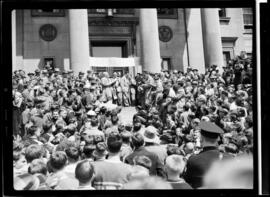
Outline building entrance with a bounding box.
[90,41,129,76]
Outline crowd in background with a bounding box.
[12,54,253,190]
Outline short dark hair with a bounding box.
[111,115,119,125]
[28,125,38,136]
[83,144,96,158]
[121,131,132,144]
[28,158,48,175]
[106,132,122,153]
[42,121,53,133]
[75,160,95,184]
[91,118,99,127]
[25,144,44,163]
[65,146,80,162]
[131,133,144,149]
[49,151,67,170]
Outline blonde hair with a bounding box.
[165,154,186,174]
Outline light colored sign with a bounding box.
[89,57,136,67]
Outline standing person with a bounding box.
[184,121,232,189]
[129,74,137,106]
[120,72,131,107]
[112,72,120,105]
[13,88,24,138]
[233,63,243,90]
[101,72,116,103]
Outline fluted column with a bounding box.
[139,9,161,73]
[201,8,224,71]
[12,10,17,71]
[68,9,90,74]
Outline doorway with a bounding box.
[90,41,129,76]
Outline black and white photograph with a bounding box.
[3,2,266,194]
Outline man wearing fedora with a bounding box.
[124,132,166,178]
[143,126,168,165]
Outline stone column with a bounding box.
[184,8,205,73]
[139,9,161,73]
[201,8,224,71]
[68,9,90,74]
[12,10,17,72]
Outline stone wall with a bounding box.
[17,10,70,73]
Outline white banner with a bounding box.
[89,57,136,67]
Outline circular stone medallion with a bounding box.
[39,24,57,42]
[159,26,173,42]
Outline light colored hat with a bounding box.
[87,110,96,116]
[197,95,207,102]
[83,84,91,90]
[201,116,210,122]
[143,126,160,144]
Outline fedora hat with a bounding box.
[143,126,160,144]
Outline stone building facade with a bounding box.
[12,8,253,75]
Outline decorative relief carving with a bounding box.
[159,26,173,42]
[39,24,57,42]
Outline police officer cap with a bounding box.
[35,69,40,73]
[79,71,84,75]
[199,121,224,136]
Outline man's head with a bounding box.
[48,151,67,172]
[106,132,122,154]
[25,144,44,163]
[75,160,95,184]
[28,125,41,138]
[165,154,186,177]
[90,117,99,127]
[65,146,80,163]
[28,158,48,176]
[131,133,145,149]
[199,121,224,147]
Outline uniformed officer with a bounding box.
[184,121,232,189]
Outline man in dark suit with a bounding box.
[184,121,232,189]
[124,133,166,178]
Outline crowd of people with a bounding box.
[12,55,253,190]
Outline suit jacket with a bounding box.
[124,147,166,178]
[184,146,232,189]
